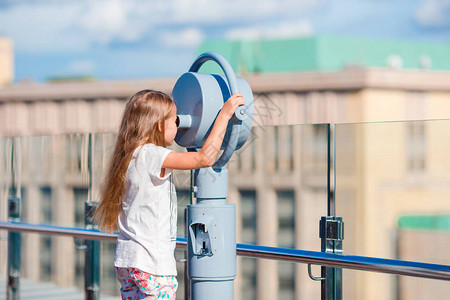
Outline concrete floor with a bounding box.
[0,276,120,300]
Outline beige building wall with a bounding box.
[398,230,450,300]
[1,68,450,299]
[0,37,13,86]
[335,89,450,299]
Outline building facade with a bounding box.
[0,37,13,86]
[1,68,450,299]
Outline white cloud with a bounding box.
[0,1,154,53]
[226,20,314,40]
[0,0,321,54]
[0,2,90,52]
[414,0,450,28]
[78,1,130,43]
[162,0,320,25]
[76,1,153,44]
[160,28,205,48]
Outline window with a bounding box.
[40,187,52,281]
[407,122,426,173]
[241,190,257,244]
[240,190,257,300]
[277,190,295,300]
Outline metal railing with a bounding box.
[1,221,450,282]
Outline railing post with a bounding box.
[85,201,100,300]
[320,216,344,300]
[7,196,21,300]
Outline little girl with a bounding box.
[95,89,245,299]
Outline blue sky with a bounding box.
[0,0,449,82]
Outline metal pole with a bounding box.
[320,216,344,300]
[321,124,343,300]
[84,134,100,300]
[7,138,21,300]
[186,172,193,300]
[85,201,100,300]
[7,196,21,300]
[187,167,236,300]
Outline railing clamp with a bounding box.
[319,216,344,300]
[8,196,20,222]
[319,216,344,242]
[8,274,19,289]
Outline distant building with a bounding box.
[198,35,450,74]
[1,36,450,300]
[0,37,13,86]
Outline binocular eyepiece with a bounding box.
[175,114,192,129]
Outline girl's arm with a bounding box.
[163,93,245,170]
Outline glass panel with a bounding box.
[239,190,257,300]
[0,133,192,298]
[100,240,121,297]
[231,124,330,249]
[0,122,331,299]
[4,134,93,228]
[278,261,295,300]
[173,184,191,300]
[229,123,330,300]
[335,119,450,300]
[0,137,12,222]
[92,133,117,204]
[0,137,12,277]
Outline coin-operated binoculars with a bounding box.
[173,51,254,299]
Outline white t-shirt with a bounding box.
[113,143,178,275]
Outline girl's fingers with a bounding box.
[236,97,245,106]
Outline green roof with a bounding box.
[197,36,450,75]
[398,215,450,232]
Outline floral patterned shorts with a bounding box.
[115,267,178,300]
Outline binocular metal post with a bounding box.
[173,51,254,300]
[187,167,236,299]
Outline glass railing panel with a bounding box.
[231,124,330,248]
[335,119,450,300]
[0,137,12,223]
[18,236,116,299]
[91,133,117,208]
[2,134,92,228]
[100,240,121,298]
[1,122,331,300]
[0,133,192,299]
[0,137,12,278]
[229,123,330,300]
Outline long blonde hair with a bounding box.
[95,90,174,233]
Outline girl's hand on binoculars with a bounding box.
[220,93,245,120]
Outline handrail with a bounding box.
[1,221,449,281]
[0,221,187,250]
[236,243,450,281]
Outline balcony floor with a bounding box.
[0,276,120,300]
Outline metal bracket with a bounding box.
[175,253,187,263]
[8,196,20,222]
[74,238,87,250]
[308,264,325,281]
[8,274,19,289]
[319,217,344,242]
[319,216,344,300]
